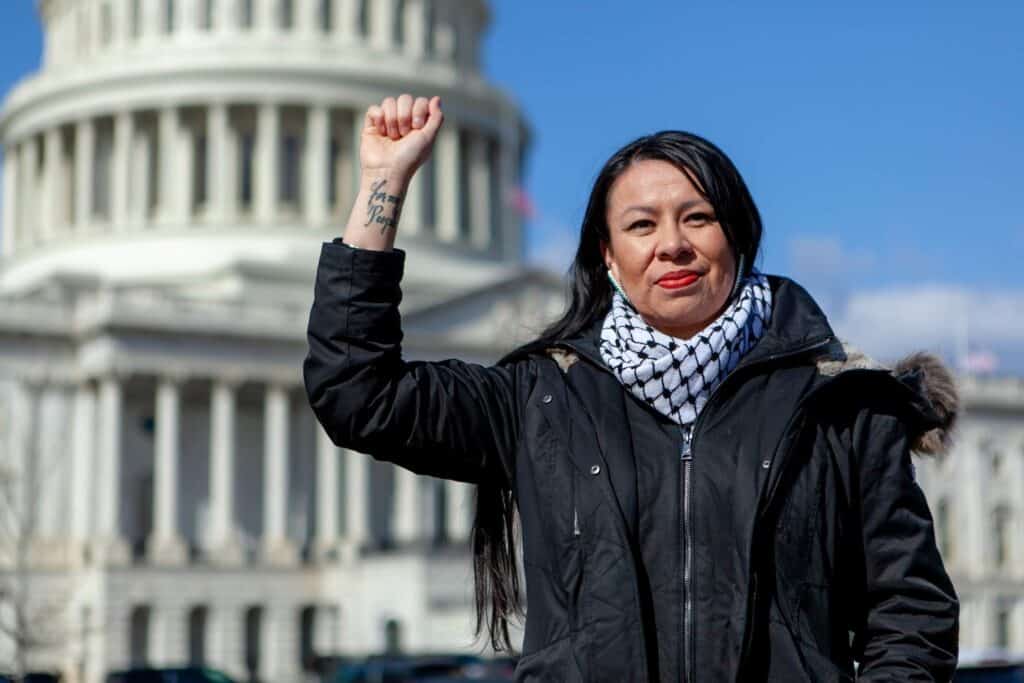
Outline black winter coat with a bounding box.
[304,241,960,682]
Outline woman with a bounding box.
[304,94,959,682]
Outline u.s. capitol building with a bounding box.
[0,1,564,681]
[0,1,1021,681]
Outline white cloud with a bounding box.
[787,235,1024,374]
[827,284,1024,374]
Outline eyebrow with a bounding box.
[619,198,710,219]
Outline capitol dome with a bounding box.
[0,3,561,682]
[1,0,528,294]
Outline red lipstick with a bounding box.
[657,270,701,290]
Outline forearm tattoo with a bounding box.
[365,178,404,235]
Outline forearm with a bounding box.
[341,169,411,252]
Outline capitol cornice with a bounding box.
[0,46,526,141]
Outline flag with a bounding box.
[962,349,999,374]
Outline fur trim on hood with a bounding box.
[817,340,959,457]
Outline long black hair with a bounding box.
[472,130,765,652]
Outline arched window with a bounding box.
[992,505,1012,569]
[299,605,317,671]
[201,0,215,30]
[356,0,369,37]
[384,618,402,655]
[188,605,208,665]
[240,0,254,29]
[165,0,176,34]
[129,605,151,667]
[244,606,264,679]
[280,0,295,29]
[393,0,406,46]
[320,0,333,32]
[995,602,1012,649]
[131,0,142,38]
[936,499,954,563]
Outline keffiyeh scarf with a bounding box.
[599,272,774,427]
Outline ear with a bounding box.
[599,239,616,275]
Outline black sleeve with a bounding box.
[849,408,959,681]
[303,240,525,485]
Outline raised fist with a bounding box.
[361,94,444,179]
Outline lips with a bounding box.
[657,270,701,289]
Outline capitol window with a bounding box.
[320,0,333,32]
[201,0,215,31]
[280,0,295,30]
[936,499,954,563]
[129,605,152,667]
[393,0,406,46]
[188,605,209,664]
[165,0,176,34]
[240,0,254,29]
[992,505,1012,569]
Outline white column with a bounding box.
[141,0,164,41]
[432,8,456,61]
[391,466,419,545]
[149,376,188,565]
[445,480,473,543]
[298,0,321,35]
[6,381,33,539]
[68,381,96,564]
[3,145,18,256]
[158,106,181,224]
[177,115,195,220]
[178,0,200,36]
[207,378,243,564]
[17,140,36,246]
[210,103,239,223]
[216,0,237,35]
[42,128,63,241]
[304,104,329,227]
[336,0,359,41]
[112,111,134,229]
[253,0,274,34]
[962,439,988,580]
[95,375,129,564]
[434,117,459,242]
[110,0,128,47]
[74,120,95,233]
[342,448,367,550]
[129,126,153,225]
[314,427,340,560]
[255,103,279,224]
[402,0,426,58]
[369,0,395,50]
[262,384,297,564]
[468,131,491,249]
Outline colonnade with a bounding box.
[7,373,476,569]
[43,0,478,71]
[2,100,505,257]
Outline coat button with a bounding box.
[761,459,771,469]
[590,464,601,475]
[541,394,552,404]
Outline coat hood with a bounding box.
[815,339,960,457]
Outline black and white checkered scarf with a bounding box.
[599,272,773,426]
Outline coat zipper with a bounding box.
[573,506,581,536]
[680,422,695,683]
[676,335,833,683]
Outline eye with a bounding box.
[626,219,655,231]
[685,212,715,225]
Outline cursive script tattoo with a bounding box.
[364,178,404,235]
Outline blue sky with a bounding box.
[1,1,1022,372]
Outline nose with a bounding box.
[656,224,693,261]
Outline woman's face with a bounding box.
[601,159,737,340]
